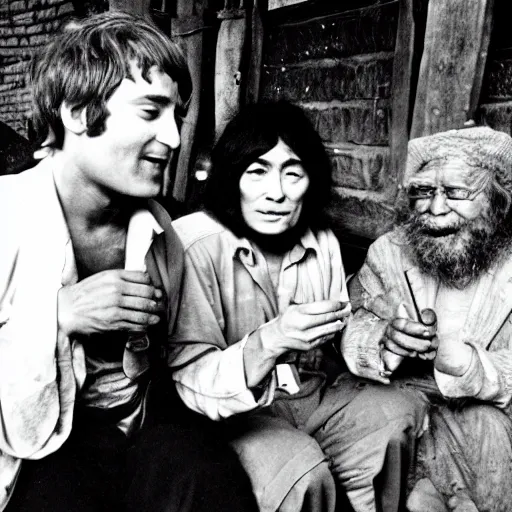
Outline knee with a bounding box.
[280,462,336,512]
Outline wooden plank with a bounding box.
[170,17,204,201]
[246,0,267,104]
[214,7,247,139]
[109,0,151,16]
[169,0,211,201]
[410,0,494,138]
[389,0,415,197]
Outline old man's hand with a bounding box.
[57,270,164,337]
[434,337,474,376]
[381,308,438,369]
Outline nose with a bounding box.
[155,109,180,149]
[428,190,451,216]
[265,171,285,202]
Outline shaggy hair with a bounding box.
[29,11,192,148]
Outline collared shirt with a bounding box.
[170,211,348,421]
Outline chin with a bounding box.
[255,225,290,235]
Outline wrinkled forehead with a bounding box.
[406,157,487,188]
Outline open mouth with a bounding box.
[422,227,460,237]
[142,155,169,167]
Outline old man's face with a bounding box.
[404,158,506,287]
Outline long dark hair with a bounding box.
[204,101,332,238]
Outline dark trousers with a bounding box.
[6,373,258,512]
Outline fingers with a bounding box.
[296,300,347,315]
[93,270,162,300]
[385,324,434,352]
[292,300,350,329]
[108,307,161,327]
[305,319,345,344]
[119,295,163,314]
[391,317,436,338]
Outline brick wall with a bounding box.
[0,0,77,137]
[260,1,399,241]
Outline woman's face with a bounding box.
[239,138,310,235]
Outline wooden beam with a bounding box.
[215,3,247,139]
[246,0,267,104]
[411,0,494,138]
[169,0,213,201]
[109,0,151,16]
[390,0,416,197]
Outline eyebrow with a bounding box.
[253,157,303,168]
[133,93,188,119]
[136,94,173,106]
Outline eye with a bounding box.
[444,187,470,200]
[407,185,436,199]
[285,169,305,179]
[140,107,160,120]
[244,166,267,177]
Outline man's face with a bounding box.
[239,138,310,236]
[409,158,489,241]
[404,159,501,286]
[76,63,181,198]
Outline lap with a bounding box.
[226,412,327,511]
[417,403,512,512]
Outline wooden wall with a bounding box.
[260,0,405,243]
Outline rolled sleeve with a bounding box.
[434,343,505,406]
[173,336,276,420]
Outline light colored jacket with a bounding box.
[0,158,183,510]
[170,211,348,420]
[342,228,512,408]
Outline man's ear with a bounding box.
[60,102,88,135]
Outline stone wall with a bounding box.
[260,1,399,242]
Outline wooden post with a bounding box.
[246,0,267,105]
[215,1,247,139]
[109,0,151,16]
[390,0,416,196]
[169,0,213,202]
[410,0,494,138]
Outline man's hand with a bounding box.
[381,308,438,372]
[259,300,351,359]
[434,337,474,376]
[57,270,163,337]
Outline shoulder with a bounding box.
[172,211,231,251]
[364,227,416,272]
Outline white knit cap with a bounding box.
[404,127,512,191]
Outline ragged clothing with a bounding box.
[342,227,512,511]
[342,227,512,406]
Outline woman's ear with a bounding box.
[60,102,87,135]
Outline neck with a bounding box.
[248,225,303,256]
[52,152,141,230]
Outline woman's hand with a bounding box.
[243,300,350,389]
[259,299,351,359]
